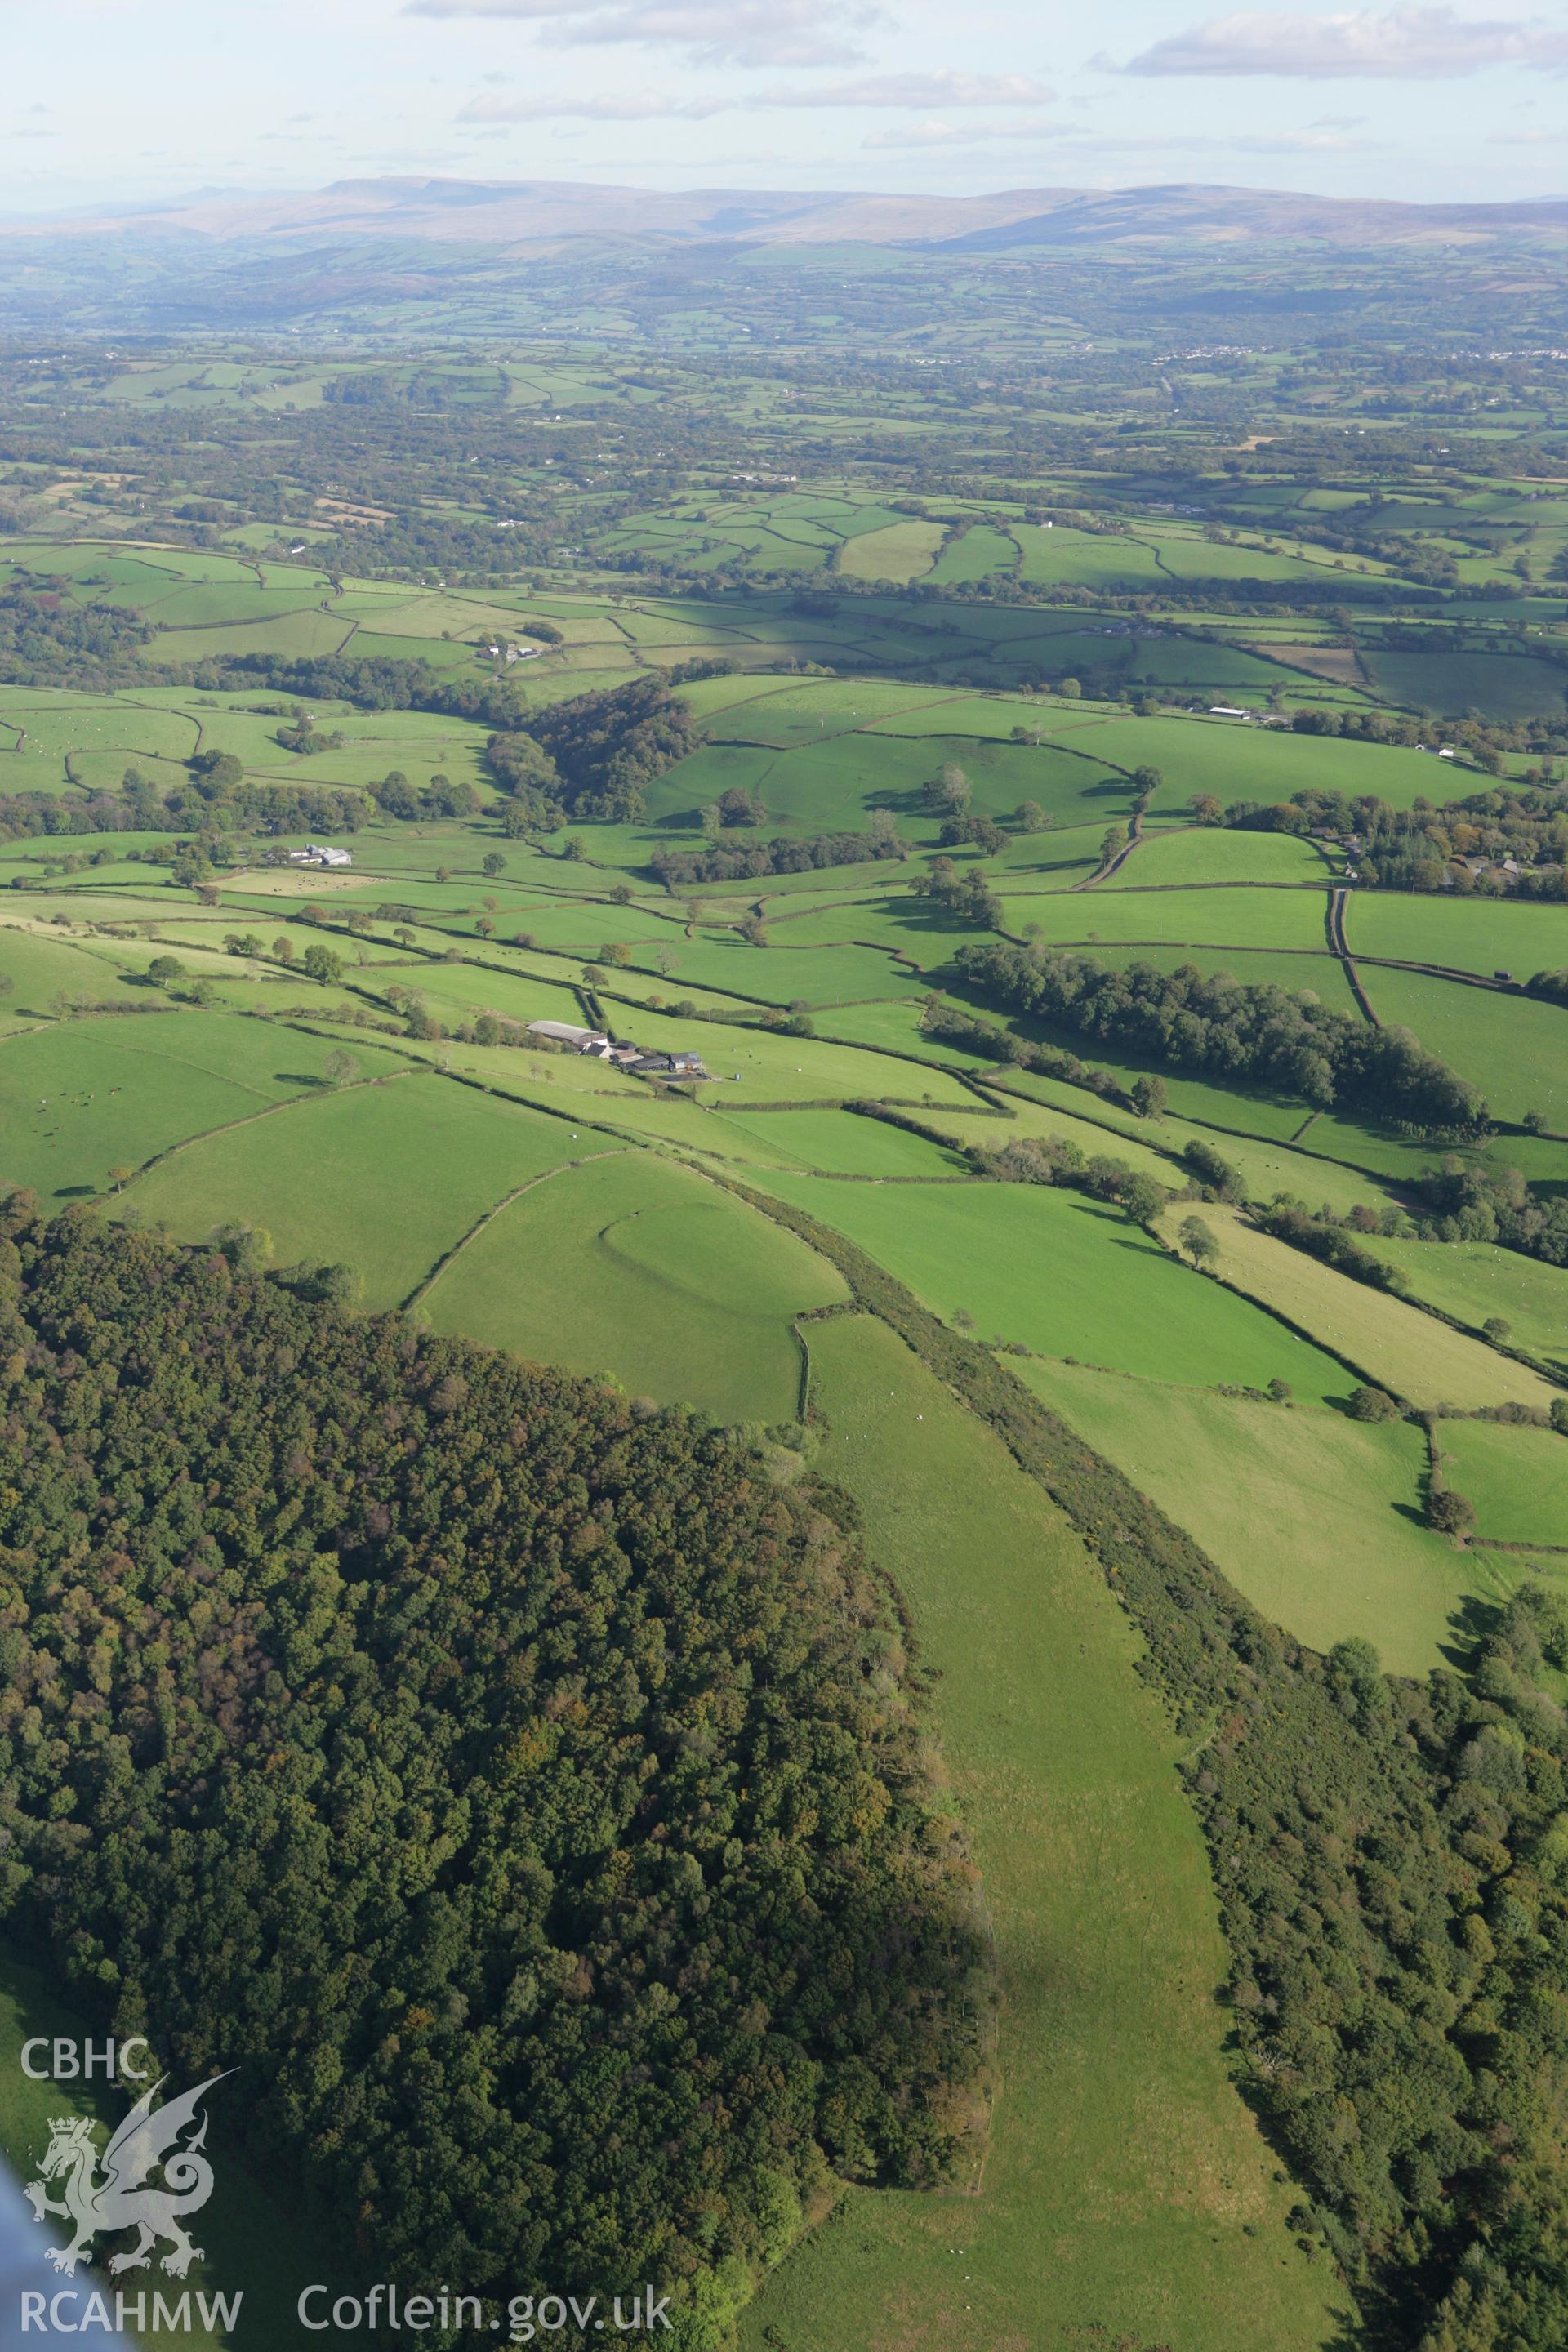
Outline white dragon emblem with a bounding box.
[23,2073,233,2279]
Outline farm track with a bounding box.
[1328,886,1380,1026]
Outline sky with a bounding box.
[4,0,1567,215]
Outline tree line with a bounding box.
[954,942,1487,1135]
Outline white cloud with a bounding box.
[460,67,1055,121]
[861,115,1061,148]
[459,88,727,117]
[1113,7,1568,79]
[766,70,1054,107]
[407,0,881,69]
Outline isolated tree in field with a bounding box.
[1428,1487,1477,1539]
[323,1049,358,1089]
[1131,1074,1167,1119]
[146,955,185,986]
[273,937,296,965]
[1350,1384,1400,1423]
[1178,1215,1218,1270]
[563,836,586,862]
[1013,800,1046,833]
[1119,1174,1168,1224]
[476,917,496,939]
[107,1165,133,1194]
[301,943,342,985]
[482,852,505,878]
[1482,1316,1512,1345]
[609,883,633,905]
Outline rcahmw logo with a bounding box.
[18,2044,241,2334]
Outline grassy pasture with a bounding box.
[1357,965,1568,1128]
[1013,522,1165,587]
[813,996,992,1066]
[996,1054,1311,1145]
[423,1149,844,1422]
[0,926,158,1023]
[1002,883,1331,952]
[1361,1236,1568,1374]
[756,1173,1348,1396]
[1120,828,1334,886]
[653,726,1126,841]
[990,1077,1388,1213]
[1348,891,1568,979]
[119,1071,580,1307]
[1058,716,1466,814]
[835,519,946,581]
[1433,1419,1568,1547]
[1014,1358,1549,1677]
[0,1011,403,1198]
[929,523,1018,584]
[1365,647,1568,720]
[740,1315,1344,2352]
[914,1090,1178,1187]
[699,1105,965,1176]
[639,938,911,1005]
[1165,1205,1558,1411]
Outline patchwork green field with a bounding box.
[4,432,1568,2352]
[1434,1417,1568,1547]
[740,1316,1343,2352]
[421,1148,844,1421]
[758,1173,1352,1397]
[118,1070,584,1307]
[1013,1356,1560,1676]
[1362,1235,1568,1374]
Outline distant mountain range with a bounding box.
[9,176,1568,252]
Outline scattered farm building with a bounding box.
[523,1020,708,1080]
[287,843,353,868]
[527,1020,611,1054]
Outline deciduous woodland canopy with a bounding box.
[0,1207,985,2342]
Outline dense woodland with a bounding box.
[519,678,703,825]
[0,579,152,688]
[0,1206,986,2346]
